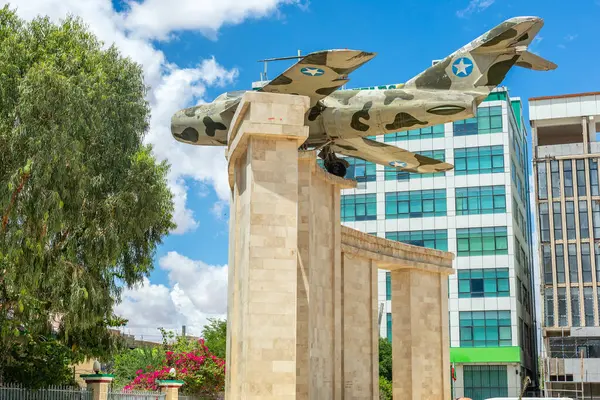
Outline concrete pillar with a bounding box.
[531,121,538,158]
[582,116,589,153]
[224,91,310,400]
[341,253,380,400]
[81,374,113,400]
[296,152,356,400]
[506,365,520,397]
[588,116,596,142]
[453,364,465,398]
[391,270,451,400]
[158,380,184,400]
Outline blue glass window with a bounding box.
[463,365,508,400]
[385,189,447,219]
[457,268,510,298]
[386,272,391,300]
[459,310,512,347]
[341,194,377,222]
[454,106,503,136]
[346,158,376,182]
[384,124,445,142]
[455,186,506,215]
[386,313,392,342]
[386,230,448,251]
[454,145,504,175]
[456,227,508,256]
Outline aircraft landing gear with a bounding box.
[320,146,349,178]
[326,159,347,177]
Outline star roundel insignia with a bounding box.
[452,57,474,78]
[389,161,408,168]
[300,67,325,77]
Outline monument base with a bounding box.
[224,91,454,400]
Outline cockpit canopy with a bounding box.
[214,90,247,102]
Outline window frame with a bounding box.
[457,268,510,298]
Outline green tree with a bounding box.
[379,376,393,400]
[201,318,227,359]
[3,337,77,388]
[379,337,392,382]
[111,345,166,389]
[0,6,175,383]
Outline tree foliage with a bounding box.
[378,337,392,382]
[0,6,175,382]
[379,376,393,400]
[2,337,78,388]
[112,345,166,389]
[201,318,227,359]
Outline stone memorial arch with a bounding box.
[223,91,454,399]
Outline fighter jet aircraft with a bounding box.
[171,16,556,178]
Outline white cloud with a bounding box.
[9,0,293,234]
[211,200,229,221]
[565,33,578,42]
[558,33,578,49]
[121,0,299,41]
[115,251,228,340]
[456,0,495,18]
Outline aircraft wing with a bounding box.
[258,49,376,106]
[516,50,557,71]
[329,137,454,173]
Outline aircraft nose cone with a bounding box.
[171,109,199,143]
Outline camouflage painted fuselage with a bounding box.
[305,87,483,146]
[170,86,483,148]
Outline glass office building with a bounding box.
[337,87,537,399]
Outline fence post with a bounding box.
[157,380,184,400]
[81,374,114,400]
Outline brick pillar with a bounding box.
[296,152,356,400]
[391,270,451,400]
[81,374,113,400]
[339,253,380,400]
[225,91,309,400]
[158,380,184,400]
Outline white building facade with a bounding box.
[336,87,538,399]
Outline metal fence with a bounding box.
[107,389,165,400]
[0,383,92,400]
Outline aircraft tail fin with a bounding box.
[404,17,556,97]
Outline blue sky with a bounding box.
[152,0,600,276]
[14,0,600,338]
[146,1,600,338]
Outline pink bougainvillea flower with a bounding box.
[125,342,225,396]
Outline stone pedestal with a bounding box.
[225,91,310,400]
[81,374,113,400]
[224,91,454,400]
[158,380,184,400]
